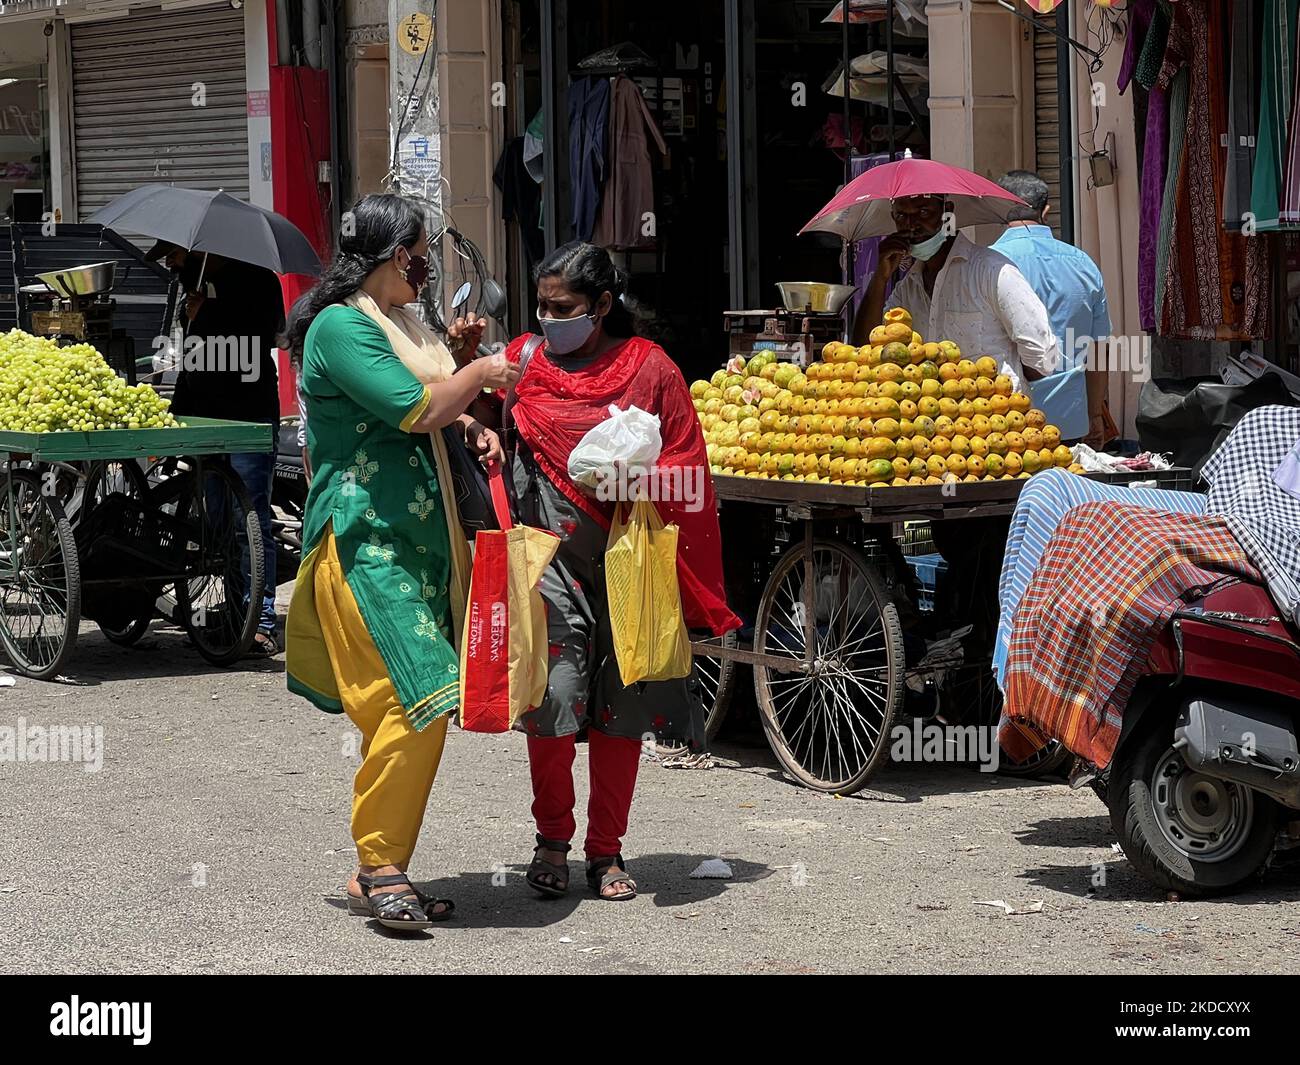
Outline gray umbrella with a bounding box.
[88,184,322,276]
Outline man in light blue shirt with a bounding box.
[993,170,1113,446]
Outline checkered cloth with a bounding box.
[1201,405,1300,627]
[992,469,1208,690]
[998,502,1259,768]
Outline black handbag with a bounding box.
[443,334,543,535]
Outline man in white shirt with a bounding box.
[851,196,1060,703]
[851,194,1060,391]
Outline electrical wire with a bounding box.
[1073,5,1122,160]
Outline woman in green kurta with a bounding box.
[284,194,519,930]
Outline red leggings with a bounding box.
[527,730,641,859]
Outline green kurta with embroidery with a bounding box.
[291,303,459,729]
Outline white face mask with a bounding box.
[908,228,950,262]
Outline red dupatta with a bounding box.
[505,333,740,637]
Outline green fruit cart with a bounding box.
[0,417,275,680]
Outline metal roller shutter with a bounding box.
[1033,15,1062,238]
[71,5,249,221]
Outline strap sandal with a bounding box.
[356,872,434,931]
[586,854,636,901]
[347,879,455,921]
[526,834,571,897]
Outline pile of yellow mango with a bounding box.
[690,307,1084,486]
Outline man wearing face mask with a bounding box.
[851,195,1060,391]
[152,242,286,655]
[852,197,1059,701]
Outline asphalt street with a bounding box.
[4,605,1300,975]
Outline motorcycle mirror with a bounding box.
[481,278,508,320]
[451,281,472,310]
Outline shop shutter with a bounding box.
[1033,15,1062,238]
[70,4,249,221]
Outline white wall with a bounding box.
[244,0,272,208]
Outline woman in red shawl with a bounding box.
[501,242,739,901]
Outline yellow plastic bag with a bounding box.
[605,497,692,686]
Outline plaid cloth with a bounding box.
[998,502,1259,768]
[992,469,1208,690]
[1201,405,1300,626]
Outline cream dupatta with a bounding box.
[343,291,473,642]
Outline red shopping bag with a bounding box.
[458,464,559,733]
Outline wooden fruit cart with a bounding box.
[0,417,274,679]
[691,469,1194,794]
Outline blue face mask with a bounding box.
[538,309,596,354]
[908,227,950,263]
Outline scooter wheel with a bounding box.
[1108,718,1277,896]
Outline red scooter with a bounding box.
[1098,576,1300,895]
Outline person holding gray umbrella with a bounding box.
[90,184,326,657]
[150,242,285,656]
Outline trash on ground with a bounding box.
[975,899,1044,916]
[690,858,733,879]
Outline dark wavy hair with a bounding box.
[532,241,648,339]
[283,193,425,361]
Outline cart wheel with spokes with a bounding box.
[0,469,81,680]
[692,628,740,742]
[753,538,904,794]
[163,460,264,666]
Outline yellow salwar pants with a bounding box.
[314,528,447,868]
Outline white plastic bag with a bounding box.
[567,404,662,488]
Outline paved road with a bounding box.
[4,613,1300,974]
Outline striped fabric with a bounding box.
[998,502,1259,768]
[992,469,1208,689]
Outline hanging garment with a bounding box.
[1157,0,1269,340]
[1250,0,1300,230]
[569,76,611,242]
[1153,67,1186,335]
[1223,0,1263,230]
[1118,0,1170,331]
[593,75,667,251]
[494,137,545,266]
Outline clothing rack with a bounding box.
[567,60,667,317]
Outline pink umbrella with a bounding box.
[799,151,1029,243]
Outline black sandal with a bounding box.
[354,873,435,931]
[526,834,571,897]
[586,854,636,901]
[347,879,454,921]
[247,631,278,658]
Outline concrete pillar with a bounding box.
[434,0,506,337]
[926,0,1028,179]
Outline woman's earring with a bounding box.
[397,262,410,282]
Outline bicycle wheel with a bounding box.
[0,470,80,679]
[170,460,264,666]
[753,539,904,794]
